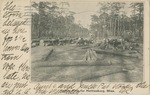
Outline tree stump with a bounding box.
[40,40,45,46]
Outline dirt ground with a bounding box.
[31,45,143,82]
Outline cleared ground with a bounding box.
[31,45,143,82]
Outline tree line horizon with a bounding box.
[31,2,143,41]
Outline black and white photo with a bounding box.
[31,1,144,82]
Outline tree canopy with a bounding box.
[90,2,143,41]
[31,2,143,42]
[31,1,89,39]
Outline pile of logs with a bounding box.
[83,48,97,62]
[94,38,139,51]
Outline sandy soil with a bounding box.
[31,45,143,82]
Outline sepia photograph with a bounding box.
[31,1,143,82]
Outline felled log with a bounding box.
[93,49,139,58]
[43,49,54,61]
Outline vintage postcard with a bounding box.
[0,0,149,95]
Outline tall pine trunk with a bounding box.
[114,18,116,36]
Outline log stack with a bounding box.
[83,48,97,62]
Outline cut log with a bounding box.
[43,49,54,61]
[94,49,139,58]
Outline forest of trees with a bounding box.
[31,2,89,39]
[31,2,143,42]
[90,2,143,41]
